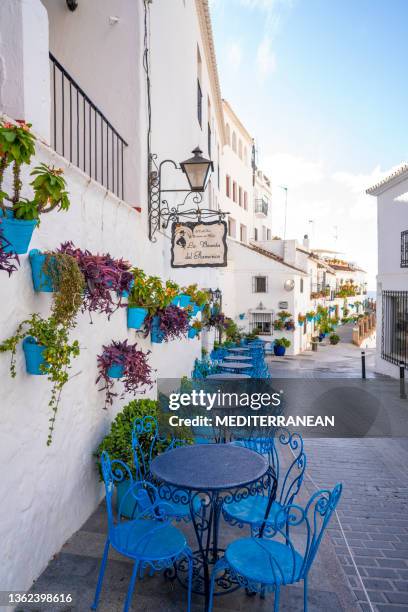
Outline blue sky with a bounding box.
[210,0,408,288]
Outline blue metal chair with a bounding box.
[210,484,342,612]
[91,452,193,612]
[132,415,201,522]
[223,430,306,535]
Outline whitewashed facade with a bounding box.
[367,165,408,378]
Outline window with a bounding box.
[228,217,236,238]
[250,313,271,335]
[238,186,242,207]
[197,79,202,127]
[244,147,248,165]
[252,276,267,292]
[254,228,258,241]
[238,139,243,159]
[267,229,271,240]
[300,278,304,293]
[233,181,237,202]
[226,175,231,198]
[217,145,220,189]
[232,131,237,153]
[240,224,247,243]
[244,191,248,210]
[226,123,231,145]
[402,231,408,268]
[207,122,211,157]
[382,291,408,367]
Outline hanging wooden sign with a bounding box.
[171,221,228,268]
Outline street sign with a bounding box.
[171,221,228,268]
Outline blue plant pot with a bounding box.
[188,327,198,339]
[117,278,134,298]
[29,249,56,292]
[0,210,37,254]
[151,316,164,344]
[298,321,304,326]
[107,363,125,378]
[178,294,192,308]
[127,306,148,330]
[319,333,325,341]
[273,345,286,357]
[191,303,202,317]
[239,314,245,320]
[23,336,49,375]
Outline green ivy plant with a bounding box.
[42,252,85,326]
[0,314,80,445]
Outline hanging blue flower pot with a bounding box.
[188,327,198,339]
[239,313,245,320]
[191,303,201,317]
[29,249,56,292]
[117,278,134,298]
[127,306,148,330]
[22,336,49,375]
[151,315,164,344]
[0,210,37,254]
[178,294,191,308]
[107,362,125,378]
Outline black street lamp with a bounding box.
[180,147,213,192]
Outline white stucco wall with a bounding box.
[0,139,202,592]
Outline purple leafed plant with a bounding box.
[151,305,190,342]
[96,339,154,408]
[0,224,20,276]
[205,312,226,329]
[59,242,133,319]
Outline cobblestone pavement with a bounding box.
[268,324,408,611]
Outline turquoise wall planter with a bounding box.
[151,316,164,344]
[107,363,125,378]
[127,306,148,329]
[188,327,198,339]
[0,211,37,254]
[117,278,134,298]
[178,294,191,308]
[239,313,245,320]
[29,249,56,292]
[23,336,48,375]
[191,303,202,317]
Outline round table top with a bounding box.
[228,347,250,353]
[219,362,252,370]
[150,444,268,491]
[224,355,253,362]
[206,373,251,380]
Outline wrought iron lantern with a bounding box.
[180,147,213,192]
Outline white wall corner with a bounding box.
[0,0,50,142]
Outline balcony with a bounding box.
[254,198,268,217]
[311,284,330,299]
[49,53,127,200]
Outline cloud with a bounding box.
[256,37,276,78]
[226,41,243,71]
[332,166,386,194]
[262,153,324,188]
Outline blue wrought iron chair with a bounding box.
[223,430,306,535]
[132,415,201,522]
[209,484,342,612]
[91,451,193,612]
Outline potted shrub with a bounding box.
[298,314,306,326]
[277,310,292,321]
[306,310,315,322]
[0,121,71,253]
[96,339,153,409]
[284,319,295,331]
[94,399,193,517]
[329,333,340,345]
[273,337,291,357]
[0,313,80,445]
[273,319,283,330]
[127,269,178,330]
[181,284,209,315]
[188,320,202,339]
[58,242,133,320]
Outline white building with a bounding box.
[367,164,408,378]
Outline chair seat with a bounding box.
[223,495,283,527]
[112,519,187,561]
[225,537,303,585]
[167,495,203,519]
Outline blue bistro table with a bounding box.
[150,444,273,609]
[206,373,251,380]
[223,355,253,362]
[228,347,250,353]
[219,362,252,372]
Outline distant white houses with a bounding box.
[367,164,408,377]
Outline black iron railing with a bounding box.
[49,52,127,200]
[382,290,408,368]
[401,230,408,268]
[254,198,268,216]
